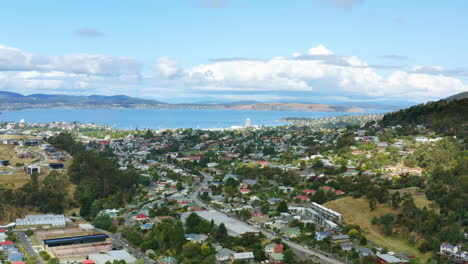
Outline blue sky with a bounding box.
[0,0,467,104]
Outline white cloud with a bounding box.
[155,57,182,79]
[0,44,466,102]
[156,45,467,101]
[0,45,142,75]
[308,44,334,55]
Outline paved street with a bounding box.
[17,231,44,264]
[0,147,48,175]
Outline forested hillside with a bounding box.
[381,98,468,139]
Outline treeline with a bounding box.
[48,132,141,218]
[0,171,71,221]
[381,98,468,139]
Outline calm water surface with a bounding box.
[0,108,387,130]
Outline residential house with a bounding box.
[216,248,236,263]
[302,189,316,196]
[184,234,208,243]
[340,242,354,251]
[295,195,311,202]
[331,234,350,244]
[239,189,251,195]
[315,231,330,241]
[230,252,255,263]
[242,179,258,188]
[157,256,178,264]
[440,243,468,262]
[357,248,374,257]
[269,253,285,264]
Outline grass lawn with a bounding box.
[325,196,433,262]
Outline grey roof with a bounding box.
[216,248,236,258]
[376,253,408,263]
[232,252,254,260]
[358,248,373,256]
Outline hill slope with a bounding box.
[381,96,468,138]
[445,91,468,101]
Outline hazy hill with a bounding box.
[445,91,468,101]
[0,91,359,112]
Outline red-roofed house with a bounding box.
[135,214,148,221]
[0,241,14,246]
[240,188,251,195]
[82,260,95,264]
[0,228,6,233]
[257,161,269,168]
[179,201,191,207]
[320,186,335,192]
[335,190,346,195]
[302,189,316,196]
[274,243,284,253]
[296,195,311,202]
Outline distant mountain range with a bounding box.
[0,91,367,112]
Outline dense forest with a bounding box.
[49,132,142,218]
[381,98,468,139]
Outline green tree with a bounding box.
[277,200,288,213]
[215,223,228,242]
[93,214,114,231]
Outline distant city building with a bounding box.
[245,118,251,128]
[16,214,66,227]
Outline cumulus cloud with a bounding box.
[75,27,104,37]
[154,44,467,101]
[0,45,142,75]
[1,43,466,102]
[155,57,182,79]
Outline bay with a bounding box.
[0,108,387,130]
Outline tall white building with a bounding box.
[245,118,251,128]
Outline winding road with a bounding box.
[0,147,47,175]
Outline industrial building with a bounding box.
[43,234,109,247]
[34,227,113,262]
[16,214,66,227]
